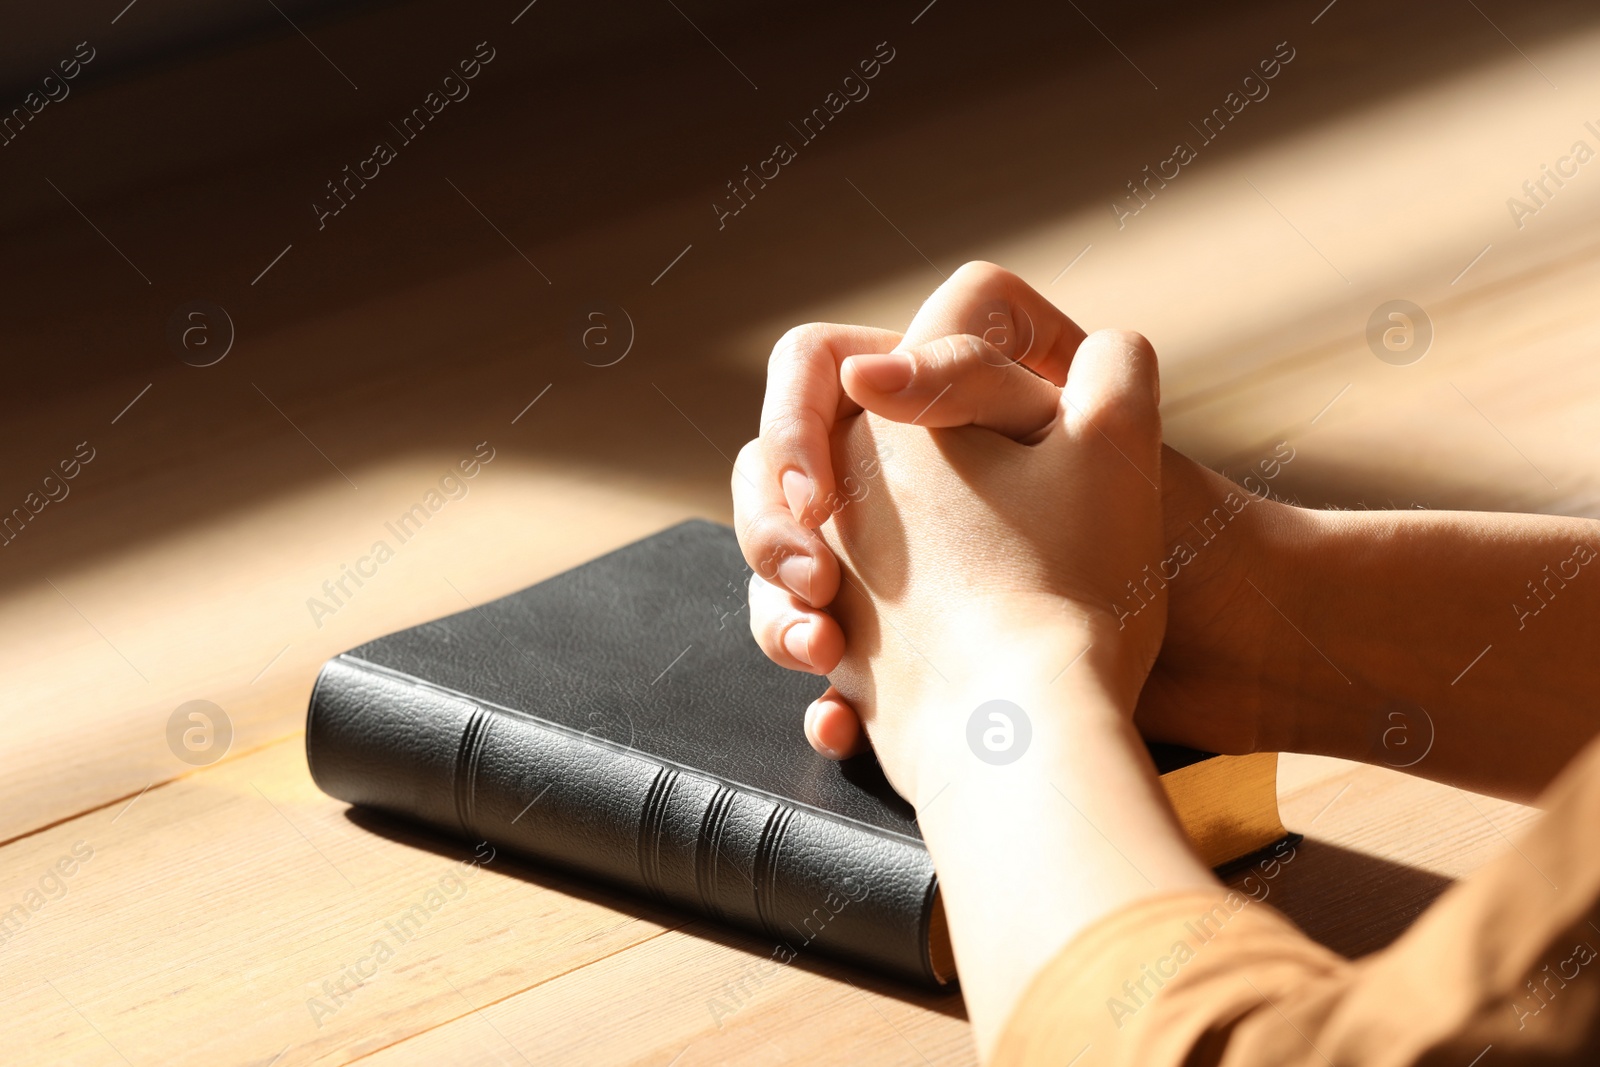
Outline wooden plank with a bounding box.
[1270,755,1538,958]
[0,414,703,842]
[350,922,973,1067]
[0,738,679,1066]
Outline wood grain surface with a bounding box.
[1,0,1592,1062]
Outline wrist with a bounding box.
[1141,450,1323,756]
[1246,502,1391,756]
[906,621,1217,1057]
[900,603,1145,804]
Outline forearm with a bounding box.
[911,633,1216,1059]
[1258,505,1600,799]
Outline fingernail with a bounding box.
[847,352,914,394]
[783,620,814,668]
[805,700,843,759]
[777,553,814,603]
[782,469,814,524]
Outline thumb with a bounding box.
[840,334,1061,443]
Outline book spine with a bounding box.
[306,656,944,986]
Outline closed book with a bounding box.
[306,519,1287,988]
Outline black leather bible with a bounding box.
[306,520,1287,988]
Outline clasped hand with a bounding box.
[730,262,1270,801]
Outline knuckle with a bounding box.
[919,332,1006,379]
[732,438,762,486]
[748,596,774,649]
[1091,328,1156,359]
[949,260,1012,290]
[747,585,790,654]
[1089,328,1161,416]
[758,407,814,454]
[1085,385,1157,442]
[767,322,832,374]
[949,332,994,367]
[740,511,793,576]
[915,333,979,373]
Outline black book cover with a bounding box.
[307,519,961,986]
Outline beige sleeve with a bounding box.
[993,737,1600,1066]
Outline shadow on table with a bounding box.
[344,803,968,1018]
[1226,836,1454,959]
[346,802,1449,1018]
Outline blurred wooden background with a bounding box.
[2,0,1595,1062]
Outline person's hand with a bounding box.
[733,262,1294,762]
[812,329,1168,801]
[732,262,1093,755]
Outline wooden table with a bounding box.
[3,0,1595,1061]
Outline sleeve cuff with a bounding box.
[992,888,1348,1067]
